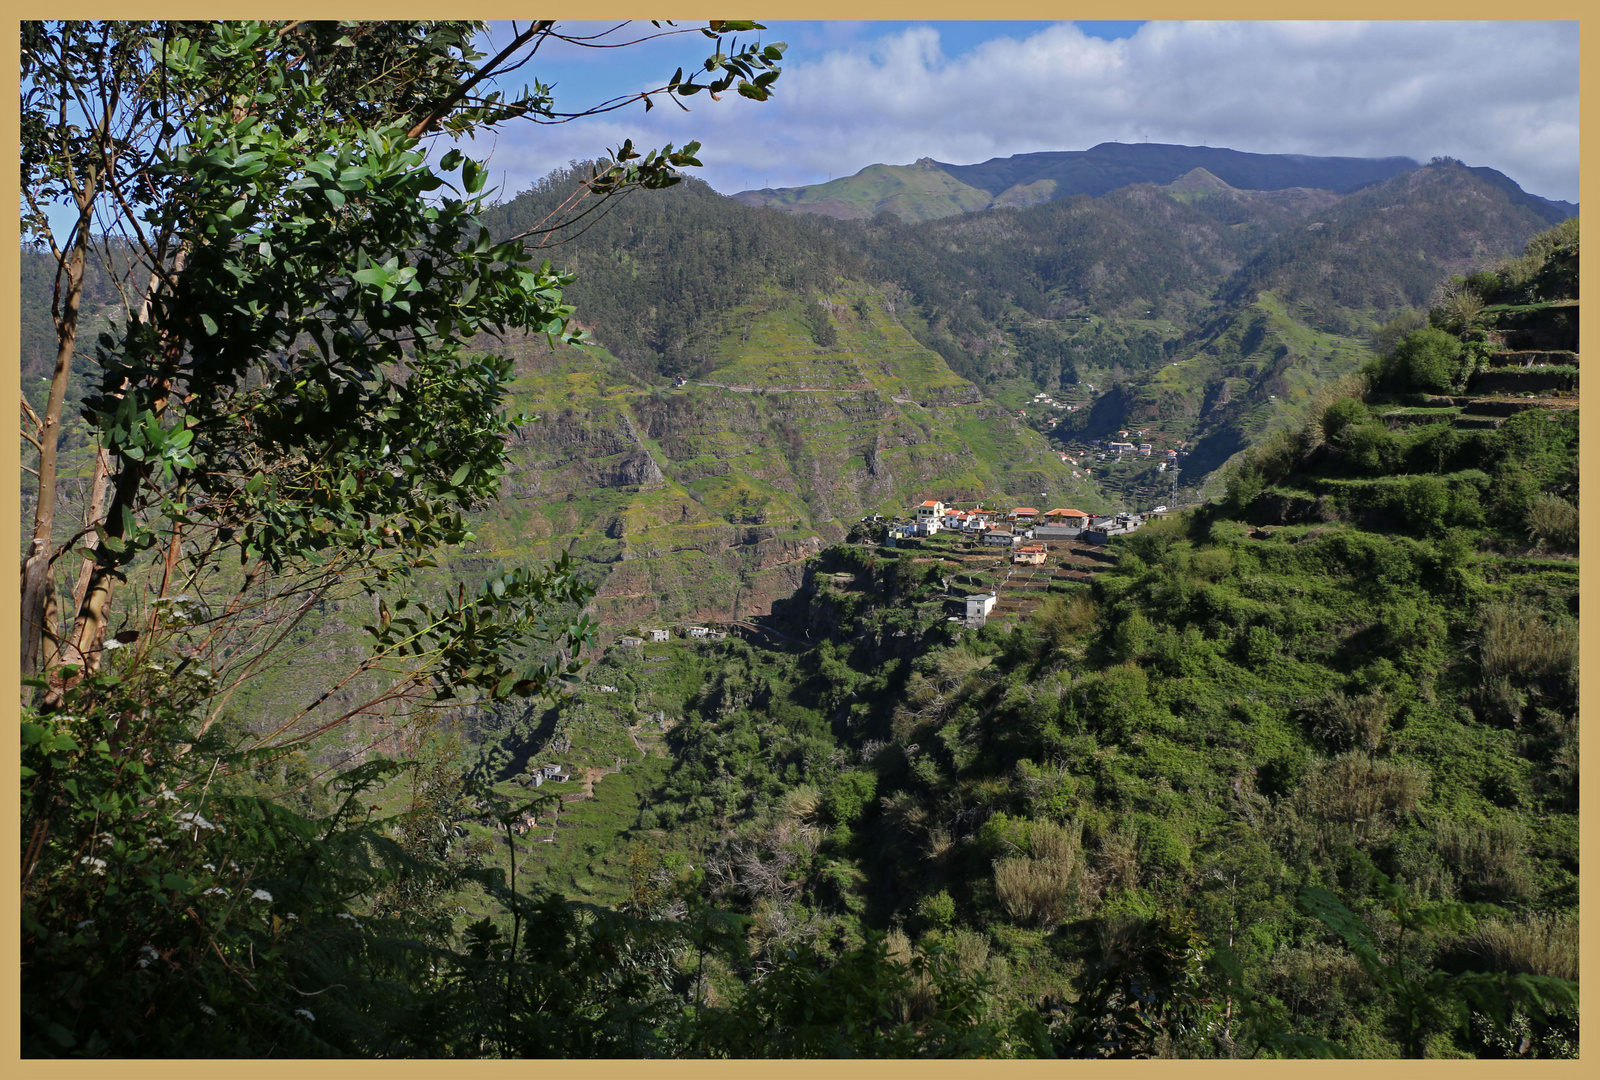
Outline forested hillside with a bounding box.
[19,22,1578,1053]
[455,219,1579,1058]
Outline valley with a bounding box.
[21,107,1579,1058]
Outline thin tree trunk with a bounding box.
[70,447,114,614]
[20,197,94,690]
[45,248,184,707]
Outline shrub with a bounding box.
[1428,277,1486,334]
[1392,327,1465,393]
[824,769,878,826]
[1527,494,1579,550]
[916,889,957,930]
[1189,547,1236,583]
[1372,308,1429,357]
[1402,475,1451,535]
[1463,269,1503,299]
[1242,625,1282,667]
[1321,397,1368,442]
[779,784,824,822]
[1113,613,1155,661]
[1032,592,1098,651]
[1339,420,1397,475]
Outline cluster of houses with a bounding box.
[912,500,1092,534]
[886,498,1164,547]
[1089,431,1188,468]
[1024,391,1084,426]
[617,625,730,647]
[528,763,570,788]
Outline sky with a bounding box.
[465,19,1579,205]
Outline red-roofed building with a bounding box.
[1010,507,1039,522]
[1012,544,1047,565]
[915,499,946,526]
[1042,508,1090,528]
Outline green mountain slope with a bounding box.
[481,283,1108,626]
[733,158,997,221]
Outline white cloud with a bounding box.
[477,21,1578,206]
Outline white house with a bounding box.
[914,499,946,525]
[647,628,670,642]
[965,592,997,628]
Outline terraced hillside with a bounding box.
[480,284,1111,626]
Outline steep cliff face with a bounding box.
[466,280,1107,626]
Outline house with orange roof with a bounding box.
[1042,508,1091,528]
[1009,507,1039,523]
[1012,543,1047,565]
[914,499,946,529]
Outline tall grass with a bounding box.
[1310,689,1390,752]
[1478,603,1578,680]
[1527,494,1579,550]
[1464,913,1578,980]
[1291,752,1428,848]
[994,819,1086,928]
[1435,817,1536,900]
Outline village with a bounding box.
[871,496,1168,630]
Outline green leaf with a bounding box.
[448,463,471,487]
[199,313,219,336]
[1298,888,1384,974]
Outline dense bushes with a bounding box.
[1389,327,1466,392]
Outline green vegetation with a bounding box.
[18,19,1578,1060]
[449,223,1582,1058]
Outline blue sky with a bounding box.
[30,19,1579,242]
[465,20,1577,205]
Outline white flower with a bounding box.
[286,913,299,921]
[251,889,273,902]
[77,919,95,930]
[336,912,356,920]
[198,1003,216,1017]
[202,886,230,898]
[157,788,179,803]
[102,639,123,650]
[202,863,217,872]
[79,856,107,875]
[294,1009,316,1022]
[137,944,159,969]
[145,837,166,849]
[176,810,217,831]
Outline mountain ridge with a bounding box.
[733,142,1575,225]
